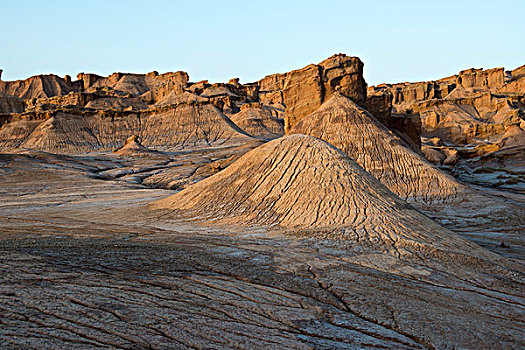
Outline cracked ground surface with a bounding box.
[0,147,524,349]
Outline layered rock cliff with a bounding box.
[370,65,525,151]
[370,65,525,192]
[0,54,411,154]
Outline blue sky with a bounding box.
[1,0,523,85]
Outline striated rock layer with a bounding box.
[281,54,367,132]
[371,66,525,154]
[289,94,464,202]
[154,135,470,252]
[0,103,252,153]
[370,64,525,193]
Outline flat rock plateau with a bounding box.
[0,55,524,349]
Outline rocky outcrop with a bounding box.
[257,73,286,107]
[153,134,498,267]
[373,67,506,109]
[370,66,524,146]
[457,67,505,90]
[253,54,418,147]
[280,54,366,132]
[113,135,169,159]
[370,64,525,192]
[1,54,426,155]
[0,74,77,99]
[3,56,520,166]
[364,89,421,150]
[1,56,524,350]
[78,71,189,102]
[153,135,430,229]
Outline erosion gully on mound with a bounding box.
[0,54,524,349]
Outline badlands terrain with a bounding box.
[0,54,524,349]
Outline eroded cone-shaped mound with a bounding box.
[289,94,465,202]
[153,135,486,255]
[230,106,284,140]
[139,104,252,147]
[1,103,252,153]
[113,135,167,158]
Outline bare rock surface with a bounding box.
[0,54,416,157]
[0,92,25,114]
[113,135,168,159]
[152,136,524,287]
[0,55,524,349]
[0,151,523,349]
[154,135,446,231]
[288,94,525,253]
[282,54,366,132]
[0,74,76,99]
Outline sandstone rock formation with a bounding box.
[289,94,464,202]
[0,74,77,99]
[371,65,525,153]
[364,89,421,150]
[280,54,367,132]
[78,71,189,102]
[0,53,421,157]
[370,64,525,192]
[1,55,524,350]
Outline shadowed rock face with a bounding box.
[289,94,464,202]
[364,89,422,151]
[229,104,284,139]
